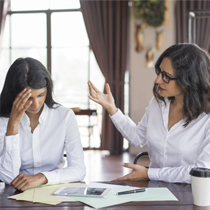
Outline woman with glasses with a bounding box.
[0,57,86,191]
[88,43,210,183]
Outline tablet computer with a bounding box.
[54,186,111,198]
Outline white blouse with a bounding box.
[0,104,86,185]
[110,97,210,183]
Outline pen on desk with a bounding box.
[116,188,146,195]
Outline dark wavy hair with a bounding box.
[153,43,210,127]
[0,57,58,117]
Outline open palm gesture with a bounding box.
[88,81,118,115]
[112,163,149,181]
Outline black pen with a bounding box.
[116,188,146,195]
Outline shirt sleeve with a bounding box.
[148,120,210,184]
[42,110,86,185]
[110,108,149,148]
[0,119,21,184]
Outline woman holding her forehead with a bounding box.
[88,43,210,184]
[0,57,85,191]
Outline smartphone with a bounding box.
[54,186,111,198]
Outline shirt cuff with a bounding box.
[148,168,160,181]
[5,134,19,152]
[41,171,60,185]
[109,109,125,123]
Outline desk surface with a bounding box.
[0,180,207,210]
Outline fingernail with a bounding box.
[122,163,125,166]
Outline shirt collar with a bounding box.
[161,98,186,130]
[21,112,30,127]
[20,103,49,126]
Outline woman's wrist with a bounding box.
[145,168,150,180]
[38,173,48,184]
[107,105,118,116]
[6,121,19,136]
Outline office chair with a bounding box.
[133,151,149,168]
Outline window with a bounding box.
[0,0,129,150]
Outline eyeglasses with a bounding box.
[155,67,178,84]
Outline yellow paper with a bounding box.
[8,182,85,205]
[37,199,78,205]
[17,188,34,201]
[8,188,34,202]
[37,201,62,205]
[8,193,24,200]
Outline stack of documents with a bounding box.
[8,182,178,208]
[8,182,85,205]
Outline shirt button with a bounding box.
[164,136,166,140]
[14,141,16,144]
[36,164,39,167]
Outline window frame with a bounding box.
[7,7,90,75]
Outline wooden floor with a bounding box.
[83,150,150,183]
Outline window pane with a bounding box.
[11,48,47,67]
[0,50,10,92]
[51,12,89,47]
[11,14,46,48]
[11,0,49,11]
[89,51,105,109]
[2,17,9,48]
[50,0,80,9]
[52,48,89,108]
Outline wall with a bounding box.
[129,0,176,155]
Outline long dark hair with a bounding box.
[153,43,210,127]
[0,57,58,117]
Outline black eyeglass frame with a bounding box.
[155,67,178,84]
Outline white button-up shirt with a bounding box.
[110,97,210,183]
[0,104,86,185]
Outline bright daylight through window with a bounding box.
[0,0,129,150]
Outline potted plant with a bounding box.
[133,0,166,52]
[133,0,166,27]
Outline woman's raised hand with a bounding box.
[7,88,32,136]
[88,81,118,115]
